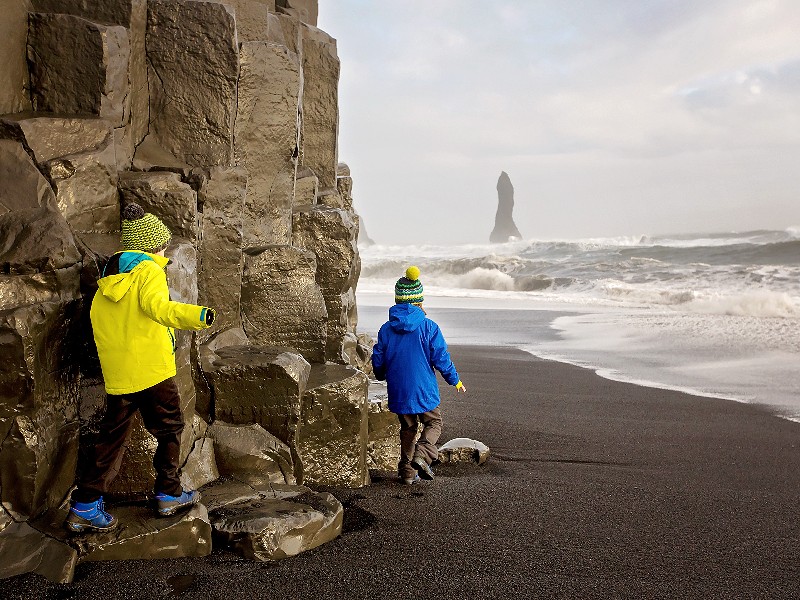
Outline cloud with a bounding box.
[319,1,800,244]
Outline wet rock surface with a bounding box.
[146,0,238,167]
[366,384,401,472]
[208,421,295,486]
[298,364,369,487]
[204,479,342,561]
[37,503,211,562]
[241,246,328,363]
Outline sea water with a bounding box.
[356,229,800,422]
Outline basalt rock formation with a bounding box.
[489,171,523,243]
[0,0,388,583]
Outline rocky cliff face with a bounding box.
[0,0,393,581]
[489,171,523,243]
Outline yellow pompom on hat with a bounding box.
[120,203,172,252]
[395,265,424,304]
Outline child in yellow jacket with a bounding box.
[65,203,216,533]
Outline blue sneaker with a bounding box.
[64,497,118,533]
[155,490,200,516]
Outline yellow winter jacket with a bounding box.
[90,251,212,395]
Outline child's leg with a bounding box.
[397,413,419,479]
[414,407,443,465]
[136,378,184,496]
[72,393,139,502]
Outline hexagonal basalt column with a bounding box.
[146,0,239,167]
[298,364,369,487]
[31,0,150,151]
[236,41,302,247]
[199,344,310,481]
[299,24,339,191]
[196,167,246,335]
[241,245,327,363]
[292,205,360,362]
[27,13,130,126]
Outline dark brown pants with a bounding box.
[397,407,442,479]
[74,378,184,502]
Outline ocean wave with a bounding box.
[685,290,800,318]
[358,230,800,317]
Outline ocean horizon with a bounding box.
[356,228,800,422]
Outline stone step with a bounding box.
[203,479,342,561]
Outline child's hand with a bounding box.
[456,381,467,393]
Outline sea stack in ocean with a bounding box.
[490,171,523,243]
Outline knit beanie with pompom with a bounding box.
[394,265,424,304]
[120,203,172,252]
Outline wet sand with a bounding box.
[6,345,800,599]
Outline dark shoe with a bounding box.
[155,490,200,516]
[412,456,435,480]
[64,497,118,533]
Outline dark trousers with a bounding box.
[74,378,184,502]
[397,407,443,479]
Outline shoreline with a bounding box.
[358,296,800,423]
[6,344,799,598]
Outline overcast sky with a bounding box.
[317,1,800,245]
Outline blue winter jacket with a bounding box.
[371,303,460,415]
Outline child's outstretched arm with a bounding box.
[138,266,215,331]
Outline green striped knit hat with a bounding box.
[120,203,171,252]
[395,266,424,304]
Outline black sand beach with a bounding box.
[6,345,800,599]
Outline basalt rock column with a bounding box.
[27,13,130,127]
[489,171,523,243]
[146,0,239,167]
[292,206,359,362]
[298,364,369,487]
[196,167,247,336]
[241,246,328,363]
[235,41,302,246]
[199,344,310,482]
[30,0,150,165]
[299,24,339,192]
[0,0,32,113]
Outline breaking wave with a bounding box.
[359,229,800,319]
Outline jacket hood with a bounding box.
[96,251,169,303]
[388,303,426,333]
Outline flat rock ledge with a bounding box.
[438,438,491,466]
[0,482,342,583]
[204,479,343,561]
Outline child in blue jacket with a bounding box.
[371,266,466,484]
